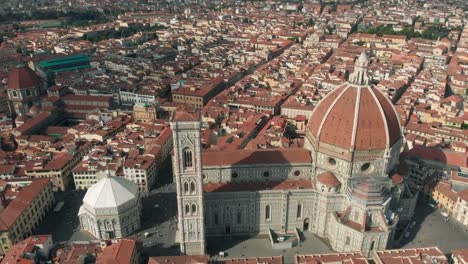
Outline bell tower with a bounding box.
[170,107,206,255]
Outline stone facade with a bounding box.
[170,111,206,255]
[78,177,142,240]
[171,54,416,258]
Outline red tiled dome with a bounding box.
[7,64,41,90]
[308,83,401,151]
[317,171,340,186]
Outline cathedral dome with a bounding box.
[83,176,139,211]
[307,51,401,152]
[7,63,41,90]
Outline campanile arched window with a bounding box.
[183,148,193,169]
[190,182,196,194]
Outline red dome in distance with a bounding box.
[7,63,41,90]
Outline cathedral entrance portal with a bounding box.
[303,218,310,231]
[106,231,115,239]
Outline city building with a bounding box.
[6,64,44,116]
[373,247,448,264]
[0,235,53,264]
[36,54,91,84]
[133,103,158,122]
[453,189,468,227]
[96,238,141,264]
[296,252,368,264]
[451,248,468,264]
[149,255,210,264]
[0,179,55,256]
[78,176,142,239]
[432,181,458,215]
[171,52,416,257]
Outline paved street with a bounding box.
[398,199,468,253]
[208,232,332,264]
[34,190,95,243]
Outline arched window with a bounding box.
[297,204,302,218]
[370,241,375,251]
[214,214,219,225]
[185,204,190,214]
[354,211,359,221]
[183,148,193,169]
[191,204,197,214]
[237,212,242,224]
[190,182,196,194]
[265,205,271,220]
[184,182,189,194]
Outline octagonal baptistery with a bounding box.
[78,176,141,239]
[306,51,403,184]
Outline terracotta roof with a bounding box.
[7,64,41,90]
[452,248,468,264]
[434,182,458,202]
[1,235,52,264]
[458,189,468,202]
[217,256,283,264]
[316,171,340,186]
[96,239,137,264]
[308,83,401,150]
[375,247,448,264]
[203,179,313,193]
[296,252,367,264]
[0,179,50,231]
[202,148,311,167]
[149,255,209,264]
[172,105,199,122]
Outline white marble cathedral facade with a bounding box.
[170,51,417,258]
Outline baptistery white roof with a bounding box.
[83,176,139,209]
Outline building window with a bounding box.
[185,204,190,215]
[370,241,375,251]
[184,182,189,194]
[297,204,302,218]
[265,205,271,220]
[190,182,196,194]
[183,148,193,169]
[191,204,197,214]
[263,171,270,177]
[345,236,351,245]
[214,214,219,225]
[232,172,239,179]
[294,170,301,176]
[328,158,337,166]
[237,212,242,224]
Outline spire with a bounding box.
[349,50,370,86]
